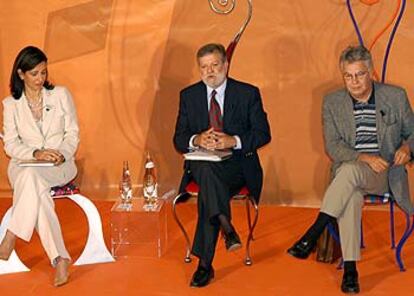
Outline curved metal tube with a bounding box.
[208,0,253,67]
[172,192,193,263]
[173,189,258,265]
[245,196,259,266]
[395,212,413,271]
[327,222,341,244]
[208,0,236,14]
[390,199,396,249]
[346,0,364,47]
[346,0,407,83]
[381,0,406,83]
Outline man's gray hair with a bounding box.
[196,43,227,63]
[339,45,373,69]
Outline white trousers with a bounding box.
[320,161,388,261]
[7,161,77,266]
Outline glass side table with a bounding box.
[111,198,167,258]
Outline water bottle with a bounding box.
[143,152,158,204]
[120,161,132,203]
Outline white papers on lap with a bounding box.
[18,160,56,167]
[184,149,232,162]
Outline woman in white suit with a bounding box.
[0,46,79,286]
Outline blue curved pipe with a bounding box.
[395,212,413,271]
[381,0,406,82]
[346,0,364,47]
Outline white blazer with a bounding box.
[2,86,79,183]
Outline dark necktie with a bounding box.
[209,90,223,131]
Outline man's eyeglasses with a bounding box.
[343,71,368,81]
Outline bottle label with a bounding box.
[120,182,132,203]
[143,183,158,200]
[145,184,155,192]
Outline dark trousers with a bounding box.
[189,158,245,265]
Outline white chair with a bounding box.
[0,189,115,275]
[0,132,114,275]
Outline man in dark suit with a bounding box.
[173,43,271,287]
[288,45,414,294]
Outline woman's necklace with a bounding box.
[25,91,43,121]
[27,96,43,110]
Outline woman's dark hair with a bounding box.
[9,46,54,99]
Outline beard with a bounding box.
[202,72,226,89]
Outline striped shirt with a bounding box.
[353,90,379,154]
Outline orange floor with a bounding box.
[0,198,413,295]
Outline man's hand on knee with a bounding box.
[358,154,389,173]
[393,143,411,166]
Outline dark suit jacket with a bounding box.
[173,78,271,202]
[323,82,414,214]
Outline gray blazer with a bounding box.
[323,82,414,214]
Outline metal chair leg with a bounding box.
[327,195,411,271]
[327,222,340,243]
[172,192,192,263]
[395,213,414,272]
[390,200,396,249]
[326,222,344,269]
[245,197,254,241]
[336,258,344,270]
[360,221,365,249]
[245,196,259,266]
[173,187,258,266]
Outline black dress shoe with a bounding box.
[341,272,360,294]
[225,231,242,252]
[287,239,315,259]
[190,266,214,287]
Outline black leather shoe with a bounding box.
[341,272,360,294]
[225,231,242,252]
[287,239,315,259]
[190,266,214,288]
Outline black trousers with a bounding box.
[189,158,245,265]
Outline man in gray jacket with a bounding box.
[288,45,414,294]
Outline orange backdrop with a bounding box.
[0,1,413,206]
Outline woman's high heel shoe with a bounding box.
[0,231,16,260]
[54,257,70,287]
